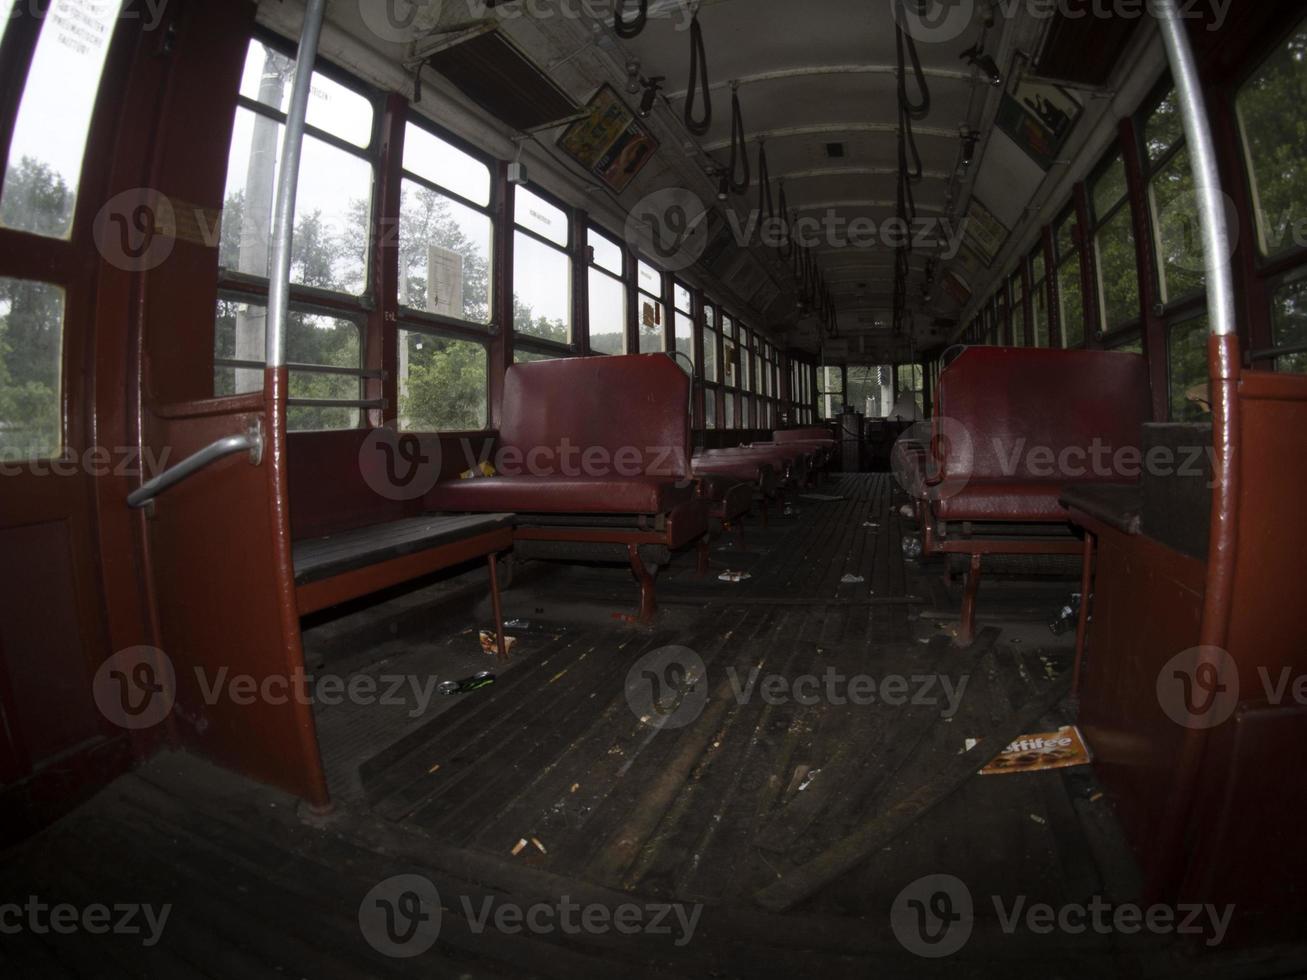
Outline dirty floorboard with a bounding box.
[4,476,1300,977]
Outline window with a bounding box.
[900,364,924,414]
[0,278,63,459]
[219,40,376,296]
[1010,269,1027,346]
[1236,17,1307,373]
[673,281,694,372]
[514,349,561,364]
[722,314,737,388]
[213,40,375,430]
[636,260,664,353]
[1090,153,1140,334]
[819,365,844,419]
[399,331,488,431]
[1168,314,1210,422]
[1031,247,1051,346]
[1055,207,1085,347]
[1145,90,1206,304]
[1,0,121,239]
[399,124,493,323]
[702,302,719,382]
[1269,270,1307,373]
[739,329,753,393]
[588,227,626,354]
[213,298,365,431]
[513,186,570,343]
[847,365,892,417]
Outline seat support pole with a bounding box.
[628,543,658,623]
[1072,533,1095,698]
[487,554,508,662]
[957,553,982,646]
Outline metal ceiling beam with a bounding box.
[702,122,958,152]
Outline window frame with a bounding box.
[511,180,575,353]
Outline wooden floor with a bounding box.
[4,475,1303,978]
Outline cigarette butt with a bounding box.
[511,838,528,856]
[428,763,441,774]
[531,837,547,855]
[1090,791,1104,802]
[570,783,580,793]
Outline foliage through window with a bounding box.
[1,0,121,240]
[1091,154,1140,333]
[399,330,487,431]
[214,299,364,431]
[0,279,63,460]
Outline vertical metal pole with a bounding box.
[265,0,328,369]
[1153,0,1236,339]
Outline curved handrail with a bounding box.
[127,421,264,510]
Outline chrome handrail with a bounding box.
[126,420,264,510]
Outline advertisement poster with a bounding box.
[558,84,658,194]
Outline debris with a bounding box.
[899,503,915,520]
[570,783,580,793]
[863,521,881,529]
[479,630,518,656]
[963,738,978,752]
[1030,813,1047,825]
[796,768,822,792]
[460,461,497,479]
[839,573,865,584]
[901,536,923,559]
[979,725,1092,775]
[800,493,844,502]
[438,671,497,696]
[1049,593,1084,636]
[718,570,752,583]
[427,763,441,774]
[785,765,814,795]
[531,837,548,855]
[504,618,533,630]
[511,838,528,856]
[1089,791,1104,802]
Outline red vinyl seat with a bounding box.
[424,354,709,621]
[905,346,1152,644]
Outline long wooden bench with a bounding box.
[292,512,514,657]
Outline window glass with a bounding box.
[589,228,623,276]
[515,186,568,246]
[724,394,734,428]
[402,124,490,206]
[1111,334,1144,354]
[398,331,487,431]
[1270,272,1307,373]
[1033,284,1051,347]
[673,282,692,312]
[0,278,63,459]
[1091,156,1129,220]
[240,41,374,149]
[1149,146,1206,302]
[1,0,121,239]
[637,294,664,353]
[1010,272,1026,346]
[220,110,373,295]
[1145,91,1184,164]
[703,327,718,382]
[704,391,716,428]
[1168,314,1210,421]
[514,349,560,364]
[638,260,661,295]
[674,312,694,369]
[723,333,737,387]
[1058,260,1084,347]
[1095,207,1140,330]
[588,267,626,354]
[1055,211,1077,259]
[214,299,362,430]
[847,365,892,417]
[513,231,570,342]
[399,181,492,321]
[819,365,844,418]
[1235,18,1307,257]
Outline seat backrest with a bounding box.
[934,347,1152,483]
[500,354,691,480]
[774,426,835,444]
